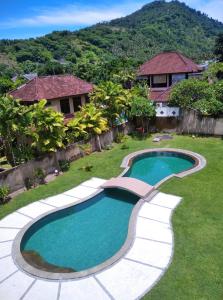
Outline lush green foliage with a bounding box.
[129,96,156,131]
[130,96,155,118]
[66,103,108,144]
[0,1,222,83]
[169,73,223,116]
[214,33,223,62]
[0,185,10,204]
[0,96,65,165]
[192,98,223,116]
[30,100,66,153]
[203,62,223,82]
[0,96,33,165]
[90,81,132,125]
[170,79,212,109]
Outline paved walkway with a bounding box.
[0,177,181,300]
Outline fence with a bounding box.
[0,123,133,193]
[177,109,223,135]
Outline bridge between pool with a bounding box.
[102,177,154,198]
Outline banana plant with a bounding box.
[66,103,108,151]
[90,81,132,126]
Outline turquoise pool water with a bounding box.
[21,189,138,271]
[21,151,195,272]
[125,151,194,185]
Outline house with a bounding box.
[137,51,202,117]
[9,75,93,120]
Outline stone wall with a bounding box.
[0,123,133,193]
[177,109,223,136]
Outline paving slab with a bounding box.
[41,194,79,208]
[60,277,111,300]
[81,177,107,189]
[136,217,172,244]
[18,202,55,219]
[96,259,162,300]
[0,228,20,242]
[126,238,172,269]
[139,202,172,224]
[150,192,182,209]
[23,280,59,300]
[0,212,31,229]
[64,185,97,199]
[0,270,34,300]
[0,256,17,282]
[0,241,13,258]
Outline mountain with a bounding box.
[0,0,223,83]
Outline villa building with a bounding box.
[138,51,202,117]
[9,75,94,120]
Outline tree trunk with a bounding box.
[96,135,102,152]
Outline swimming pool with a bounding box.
[124,151,195,185]
[17,149,200,279]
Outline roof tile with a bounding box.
[10,75,93,102]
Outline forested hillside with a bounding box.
[0,0,223,84]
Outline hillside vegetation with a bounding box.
[0,0,223,83]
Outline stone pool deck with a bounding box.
[0,177,181,300]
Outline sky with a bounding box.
[0,0,223,39]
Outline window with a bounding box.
[73,96,82,112]
[60,98,70,114]
[152,75,167,88]
[172,74,186,84]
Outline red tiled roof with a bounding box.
[138,51,201,76]
[150,87,172,102]
[9,75,93,102]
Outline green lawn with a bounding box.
[1,134,222,299]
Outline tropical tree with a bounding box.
[214,33,223,62]
[203,62,223,83]
[129,96,156,133]
[30,100,66,154]
[90,81,132,126]
[192,98,223,116]
[0,95,33,166]
[169,79,213,108]
[0,78,14,95]
[67,103,108,151]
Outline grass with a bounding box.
[0,134,223,299]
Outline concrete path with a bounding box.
[0,178,181,300]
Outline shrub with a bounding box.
[115,132,125,143]
[169,79,212,109]
[0,185,10,204]
[79,143,92,155]
[192,98,223,116]
[24,177,34,190]
[34,168,46,185]
[58,160,70,172]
